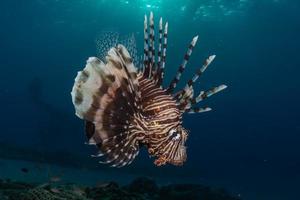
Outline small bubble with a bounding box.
[95,30,140,66]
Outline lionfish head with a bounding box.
[154,126,189,166]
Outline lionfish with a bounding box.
[71,12,227,167]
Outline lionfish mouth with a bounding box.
[168,146,187,166]
[154,145,187,166]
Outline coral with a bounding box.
[19,186,89,200]
[124,177,159,199]
[159,184,240,200]
[0,177,241,200]
[0,181,89,200]
[86,182,146,200]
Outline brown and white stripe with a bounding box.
[71,12,227,168]
[167,35,198,93]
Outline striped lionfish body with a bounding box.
[71,12,227,167]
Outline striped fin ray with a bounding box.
[156,21,168,86]
[89,131,138,165]
[154,17,163,81]
[176,55,216,102]
[149,12,156,76]
[143,15,149,76]
[114,45,141,105]
[167,35,199,93]
[147,12,153,75]
[193,84,227,104]
[71,45,140,167]
[181,84,227,111]
[144,12,154,78]
[186,107,212,114]
[143,12,156,79]
[97,131,140,167]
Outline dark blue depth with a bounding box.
[0,1,299,199]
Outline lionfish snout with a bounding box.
[154,126,188,166]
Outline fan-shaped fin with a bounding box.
[71,45,140,167]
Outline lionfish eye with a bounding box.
[169,129,181,141]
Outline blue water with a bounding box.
[0,0,299,199]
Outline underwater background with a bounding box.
[0,0,299,199]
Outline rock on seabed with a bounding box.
[0,177,241,200]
